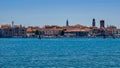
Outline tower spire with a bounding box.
[92,18,96,27]
[66,19,69,26]
[12,21,14,28]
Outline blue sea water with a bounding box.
[0,38,120,68]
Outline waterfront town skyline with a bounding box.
[0,19,120,38]
[0,19,119,28]
[0,18,120,28]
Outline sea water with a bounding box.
[0,38,120,68]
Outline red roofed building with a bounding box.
[26,27,39,38]
[41,25,63,37]
[64,28,91,37]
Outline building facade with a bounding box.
[64,28,90,37]
[40,25,63,37]
[13,25,26,38]
[0,28,2,37]
[0,24,26,38]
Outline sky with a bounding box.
[0,0,120,27]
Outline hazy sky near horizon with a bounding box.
[0,0,120,27]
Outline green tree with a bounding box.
[59,30,64,36]
[35,30,39,36]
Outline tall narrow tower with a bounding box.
[66,19,69,26]
[100,20,105,28]
[11,21,14,37]
[12,21,14,28]
[92,18,96,27]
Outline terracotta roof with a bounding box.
[26,28,38,33]
[1,24,11,28]
[65,28,91,32]
[40,26,63,31]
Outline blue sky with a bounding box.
[0,0,120,27]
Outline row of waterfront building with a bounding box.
[0,19,120,38]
